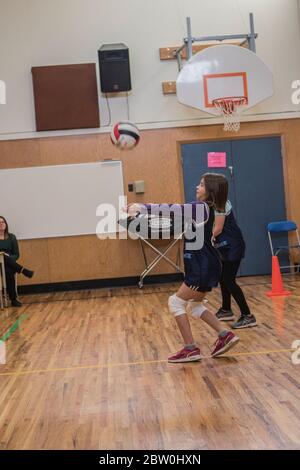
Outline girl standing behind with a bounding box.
[211,176,257,329]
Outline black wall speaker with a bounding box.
[98,43,131,93]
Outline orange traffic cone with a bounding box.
[266,256,291,297]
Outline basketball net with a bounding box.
[212,96,247,132]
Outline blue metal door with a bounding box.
[182,141,235,203]
[231,137,287,275]
[181,136,287,275]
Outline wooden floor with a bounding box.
[0,276,300,450]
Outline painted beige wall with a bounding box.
[0,0,300,139]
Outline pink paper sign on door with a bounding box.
[207,152,227,168]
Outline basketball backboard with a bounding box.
[176,45,273,115]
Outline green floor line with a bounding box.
[0,314,28,342]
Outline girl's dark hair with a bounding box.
[201,173,228,212]
[0,216,9,239]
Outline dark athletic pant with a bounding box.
[3,256,22,301]
[220,259,251,317]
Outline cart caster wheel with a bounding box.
[138,281,143,289]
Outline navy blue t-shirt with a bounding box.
[143,201,221,289]
[214,200,245,261]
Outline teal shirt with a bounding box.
[0,233,20,261]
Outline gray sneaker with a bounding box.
[216,308,235,321]
[232,315,257,329]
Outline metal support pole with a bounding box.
[192,33,253,42]
[186,17,193,60]
[249,12,256,53]
[174,43,186,71]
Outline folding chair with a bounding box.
[0,252,8,309]
[267,220,300,273]
[119,214,185,288]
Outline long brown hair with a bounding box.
[0,216,9,239]
[201,173,228,212]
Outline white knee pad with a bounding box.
[168,294,188,317]
[189,301,207,319]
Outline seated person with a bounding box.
[0,215,34,307]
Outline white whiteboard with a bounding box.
[0,161,125,240]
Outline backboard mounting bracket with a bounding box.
[174,12,257,71]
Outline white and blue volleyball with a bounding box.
[110,121,140,150]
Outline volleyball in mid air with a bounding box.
[110,121,140,150]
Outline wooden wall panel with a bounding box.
[46,236,138,282]
[1,118,300,285]
[44,236,181,282]
[17,239,50,284]
[39,135,101,166]
[0,138,41,168]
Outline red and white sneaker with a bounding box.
[168,346,201,363]
[211,331,239,358]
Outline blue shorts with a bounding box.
[184,280,212,293]
[183,248,221,293]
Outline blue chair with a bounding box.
[267,220,300,272]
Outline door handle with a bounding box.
[228,166,234,177]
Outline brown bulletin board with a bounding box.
[31,63,100,131]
